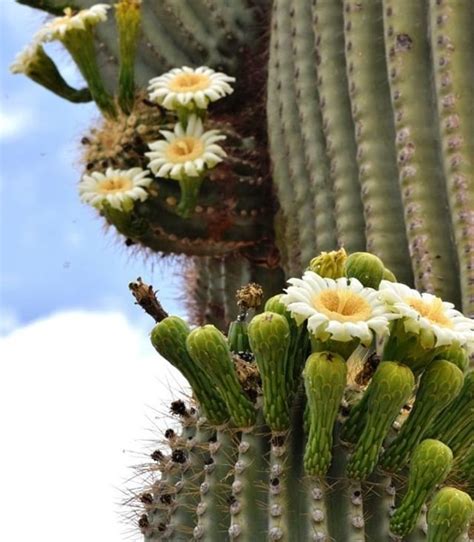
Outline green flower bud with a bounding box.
[390,439,453,538]
[248,312,291,431]
[344,252,386,289]
[434,344,469,373]
[427,371,474,446]
[381,361,464,472]
[227,320,250,353]
[186,325,256,428]
[150,316,229,425]
[308,248,347,279]
[382,267,397,282]
[427,487,473,542]
[304,351,347,476]
[346,361,415,479]
[115,0,142,114]
[265,294,289,317]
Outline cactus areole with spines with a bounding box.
[12,0,474,540]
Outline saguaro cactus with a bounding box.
[11,0,474,540]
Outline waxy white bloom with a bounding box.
[10,42,41,74]
[379,281,474,348]
[148,66,235,110]
[146,115,226,180]
[36,4,110,42]
[79,167,152,211]
[281,272,393,345]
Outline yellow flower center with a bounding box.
[98,176,132,194]
[169,73,211,93]
[406,297,453,328]
[166,137,204,163]
[313,289,372,323]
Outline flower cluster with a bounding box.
[281,261,474,361]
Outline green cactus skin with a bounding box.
[429,0,474,317]
[433,344,470,373]
[431,368,473,447]
[292,0,337,254]
[389,439,454,538]
[427,487,473,542]
[304,352,347,476]
[346,361,415,479]
[383,0,461,305]
[344,252,386,289]
[194,428,237,541]
[312,0,366,254]
[268,0,318,268]
[186,325,256,428]
[229,424,269,541]
[150,317,229,425]
[342,0,412,285]
[248,312,291,432]
[166,419,214,541]
[381,360,464,472]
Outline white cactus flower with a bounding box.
[35,4,110,42]
[379,281,474,348]
[10,42,42,74]
[281,272,394,345]
[79,167,152,212]
[148,66,235,110]
[146,115,226,180]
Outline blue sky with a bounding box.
[0,1,185,333]
[0,3,188,540]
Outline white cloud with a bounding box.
[0,106,36,141]
[0,310,188,541]
[0,306,20,335]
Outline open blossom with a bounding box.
[10,42,42,74]
[148,66,235,110]
[35,4,110,42]
[281,272,393,345]
[78,167,152,212]
[146,115,226,180]
[379,281,474,348]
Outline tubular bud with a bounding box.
[304,351,347,476]
[381,361,464,472]
[344,251,386,289]
[434,344,469,373]
[186,325,256,428]
[427,487,473,542]
[248,312,291,431]
[346,361,415,479]
[151,316,229,425]
[308,248,348,279]
[390,439,453,538]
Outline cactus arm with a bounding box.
[204,258,226,331]
[222,256,251,325]
[364,474,396,541]
[292,0,338,254]
[229,426,269,541]
[381,361,464,472]
[382,0,461,304]
[267,435,290,541]
[272,0,318,267]
[312,0,366,253]
[342,0,412,284]
[194,428,237,541]
[429,0,474,316]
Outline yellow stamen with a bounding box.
[406,297,453,328]
[166,137,204,163]
[169,73,210,93]
[313,289,372,323]
[98,176,132,193]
